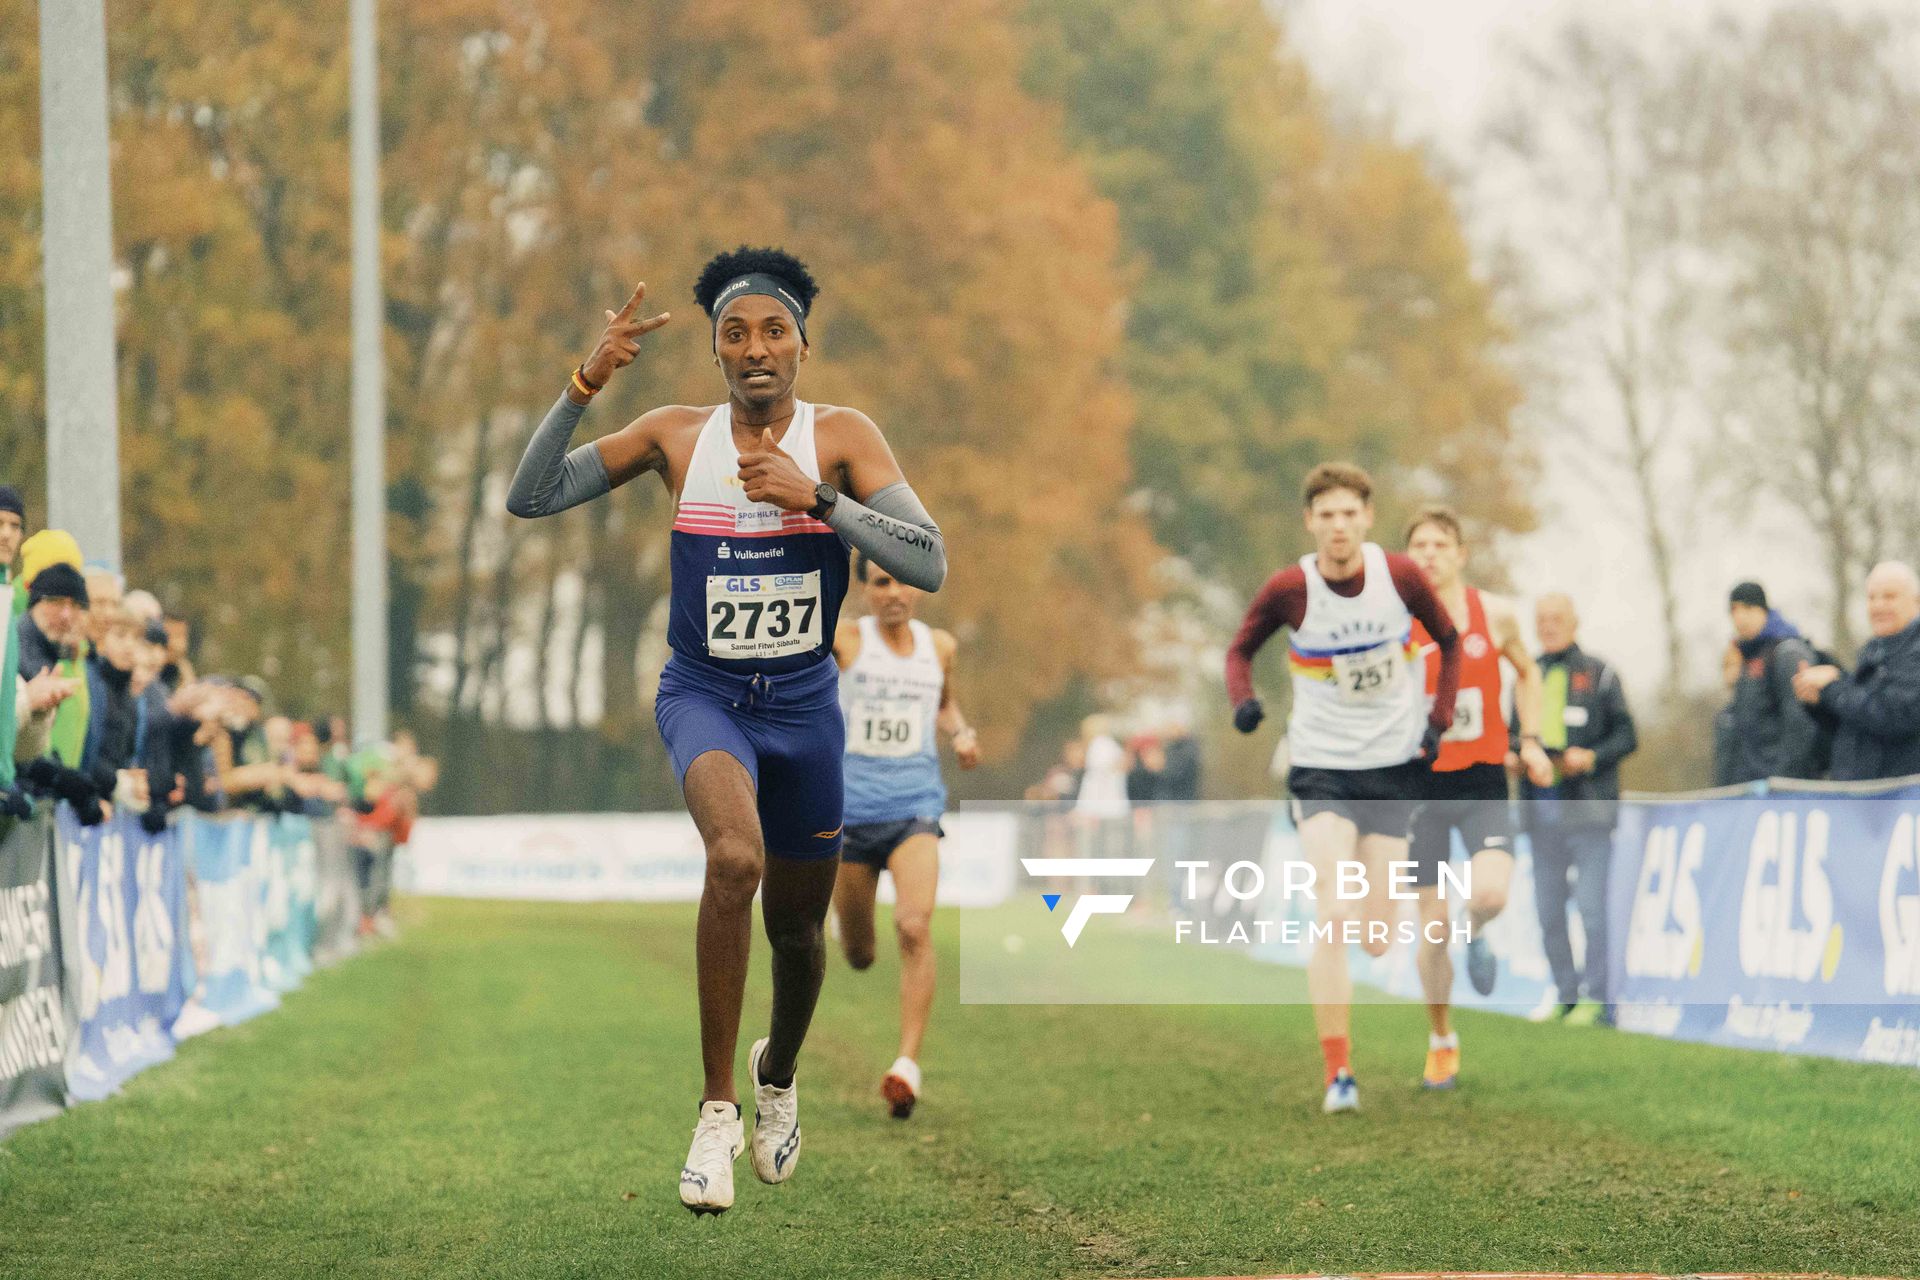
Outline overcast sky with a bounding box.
[1275,0,1902,695]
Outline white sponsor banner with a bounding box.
[402,812,1019,908]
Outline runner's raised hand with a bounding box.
[581,281,672,388]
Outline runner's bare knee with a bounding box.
[894,910,932,957]
[704,834,763,910]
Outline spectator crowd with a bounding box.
[1714,567,1920,786]
[0,485,436,938]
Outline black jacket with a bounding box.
[1517,644,1638,827]
[81,653,139,792]
[1815,617,1920,783]
[134,683,176,808]
[1125,761,1161,804]
[15,612,61,681]
[164,713,217,812]
[1714,618,1824,785]
[1160,736,1202,802]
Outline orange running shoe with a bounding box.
[1422,1044,1460,1090]
[881,1057,921,1119]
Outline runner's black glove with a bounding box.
[140,803,171,836]
[1232,698,1265,734]
[1418,722,1445,770]
[0,785,34,820]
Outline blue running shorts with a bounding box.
[654,653,845,860]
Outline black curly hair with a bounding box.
[693,246,820,322]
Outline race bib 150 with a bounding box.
[847,698,926,758]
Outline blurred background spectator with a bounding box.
[19,562,91,772]
[1518,593,1637,1026]
[1714,581,1827,785]
[82,568,122,650]
[17,562,84,684]
[81,605,147,812]
[1158,715,1202,804]
[342,729,438,937]
[1795,561,1920,783]
[1024,738,1084,807]
[1126,733,1166,805]
[161,616,196,690]
[1073,716,1130,821]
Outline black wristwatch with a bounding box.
[810,482,839,521]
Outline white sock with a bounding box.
[1429,1032,1458,1051]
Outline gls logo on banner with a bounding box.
[1019,857,1154,947]
[1739,809,1842,983]
[1626,822,1705,980]
[1881,813,1920,997]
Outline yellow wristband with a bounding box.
[570,369,598,399]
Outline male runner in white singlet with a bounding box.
[506,248,946,1213]
[831,555,979,1119]
[1405,506,1554,1090]
[1225,463,1461,1114]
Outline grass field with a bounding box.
[4,897,1918,1279]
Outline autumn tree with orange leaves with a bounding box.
[1,0,1527,808]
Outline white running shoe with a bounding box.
[881,1056,922,1119]
[679,1100,744,1214]
[1322,1069,1360,1114]
[748,1038,802,1184]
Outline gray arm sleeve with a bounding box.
[504,393,612,518]
[825,481,947,592]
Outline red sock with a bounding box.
[1320,1035,1351,1085]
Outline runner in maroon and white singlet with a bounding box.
[1226,463,1461,1115]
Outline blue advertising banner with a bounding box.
[263,815,318,991]
[1613,780,1920,1068]
[2,806,356,1139]
[183,815,280,1027]
[57,808,189,1102]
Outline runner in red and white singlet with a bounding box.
[1405,506,1555,1090]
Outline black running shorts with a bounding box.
[1287,760,1427,839]
[840,817,944,871]
[1408,762,1514,887]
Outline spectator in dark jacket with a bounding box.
[1519,593,1638,1024]
[81,608,143,801]
[1714,582,1824,784]
[17,563,85,682]
[1159,721,1202,802]
[130,619,177,832]
[162,680,222,812]
[1794,561,1920,782]
[1126,735,1165,804]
